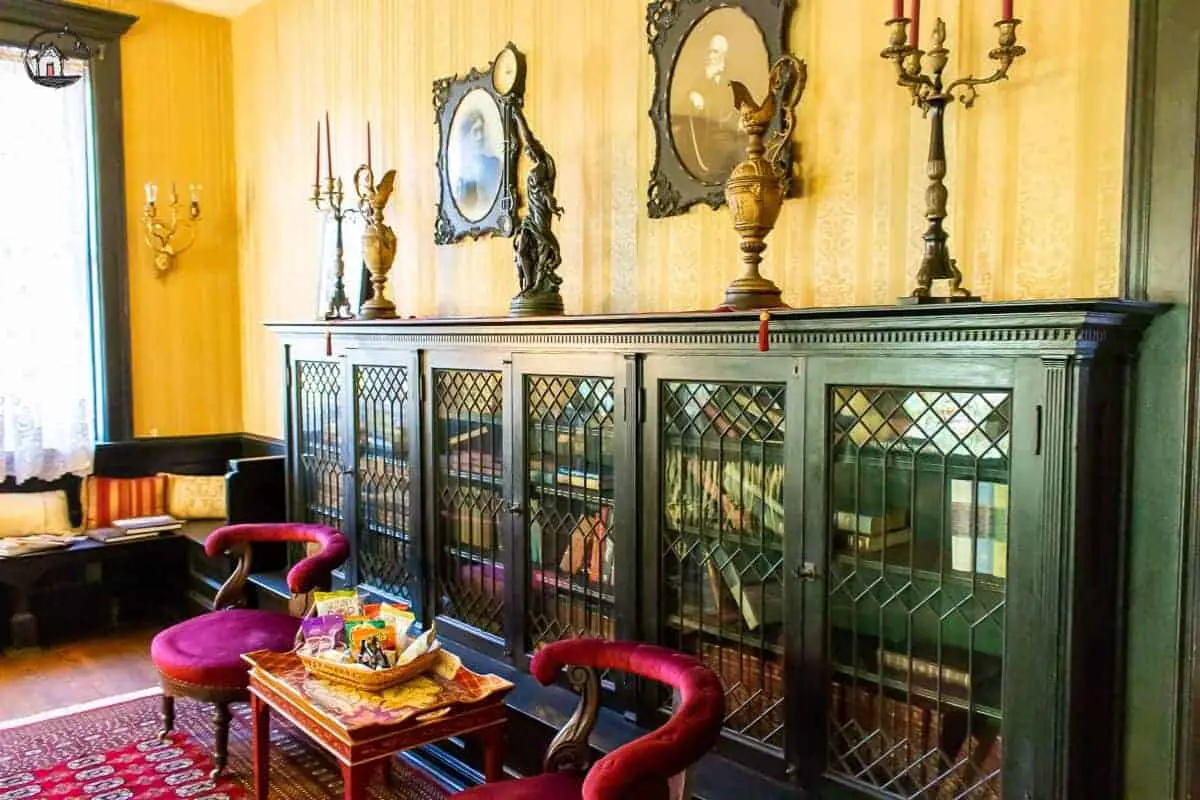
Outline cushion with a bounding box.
[0,490,73,537]
[150,608,300,689]
[161,472,227,519]
[81,475,168,529]
[455,771,584,799]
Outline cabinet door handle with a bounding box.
[794,562,819,582]
[507,502,523,515]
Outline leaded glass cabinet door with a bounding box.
[640,354,804,778]
[424,352,512,659]
[286,343,349,578]
[804,357,1018,799]
[347,350,422,612]
[509,353,633,674]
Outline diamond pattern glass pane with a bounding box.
[525,375,616,649]
[827,386,1008,799]
[355,364,413,604]
[660,380,785,751]
[296,360,343,528]
[433,369,504,637]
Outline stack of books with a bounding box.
[88,514,182,543]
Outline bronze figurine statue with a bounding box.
[509,105,565,317]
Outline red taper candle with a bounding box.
[910,0,921,47]
[1003,0,1014,21]
[893,0,903,19]
[324,111,333,182]
[758,310,771,352]
[366,121,373,173]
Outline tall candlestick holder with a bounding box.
[882,14,1026,304]
[311,176,356,320]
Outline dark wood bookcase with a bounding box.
[271,299,1160,799]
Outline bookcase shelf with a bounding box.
[276,300,1157,798]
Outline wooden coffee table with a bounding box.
[243,648,513,800]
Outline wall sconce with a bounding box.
[141,182,202,276]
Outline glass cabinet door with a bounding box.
[808,359,1013,800]
[642,355,801,773]
[289,346,347,578]
[426,355,509,656]
[510,354,629,668]
[348,351,421,610]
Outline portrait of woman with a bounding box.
[447,88,504,222]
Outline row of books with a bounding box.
[832,681,1001,799]
[663,449,785,537]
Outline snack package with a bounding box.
[376,603,417,644]
[347,617,395,652]
[300,613,345,653]
[313,589,362,617]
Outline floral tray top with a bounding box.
[242,648,513,734]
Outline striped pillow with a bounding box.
[81,475,168,529]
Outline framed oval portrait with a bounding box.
[434,42,526,245]
[647,0,795,218]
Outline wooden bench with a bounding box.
[0,434,285,649]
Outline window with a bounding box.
[0,3,137,482]
[0,46,95,482]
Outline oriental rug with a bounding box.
[0,690,448,799]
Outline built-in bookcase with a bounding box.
[277,300,1154,799]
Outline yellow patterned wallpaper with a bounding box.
[82,0,242,437]
[232,0,1129,437]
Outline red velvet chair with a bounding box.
[456,640,726,800]
[150,523,349,777]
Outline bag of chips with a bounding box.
[299,613,345,655]
[313,589,362,617]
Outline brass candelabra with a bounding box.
[882,13,1026,303]
[311,176,357,320]
[141,182,202,276]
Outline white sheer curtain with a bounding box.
[0,46,95,483]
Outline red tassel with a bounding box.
[325,328,333,357]
[758,310,771,352]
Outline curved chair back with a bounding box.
[531,640,725,800]
[205,522,350,612]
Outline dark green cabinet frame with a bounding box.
[271,299,1161,798]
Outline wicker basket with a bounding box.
[298,644,443,692]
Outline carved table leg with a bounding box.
[341,762,371,800]
[160,694,176,740]
[212,701,232,779]
[379,756,393,788]
[479,723,507,783]
[251,695,270,800]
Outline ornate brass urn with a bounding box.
[355,166,398,319]
[722,55,806,311]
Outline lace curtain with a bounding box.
[0,47,96,483]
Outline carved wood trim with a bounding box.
[543,664,600,774]
[213,542,251,610]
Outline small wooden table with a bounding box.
[243,649,513,800]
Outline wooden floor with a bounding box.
[0,627,160,721]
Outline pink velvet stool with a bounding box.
[150,523,349,777]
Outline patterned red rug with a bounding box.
[0,691,449,799]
